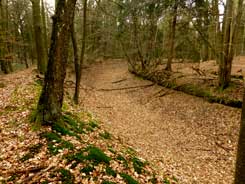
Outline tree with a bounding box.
[235,83,245,183]
[31,0,47,74]
[34,0,77,124]
[0,0,13,74]
[73,0,87,104]
[218,0,244,88]
[165,0,178,71]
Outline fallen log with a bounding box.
[130,69,242,108]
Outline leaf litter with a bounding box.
[0,68,174,183]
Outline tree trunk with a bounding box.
[41,0,48,55]
[31,0,47,74]
[235,82,245,184]
[165,0,178,71]
[72,21,80,104]
[0,0,10,74]
[73,0,87,104]
[34,0,77,124]
[218,0,244,88]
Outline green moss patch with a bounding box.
[80,165,95,174]
[41,132,74,155]
[99,131,112,139]
[59,168,75,184]
[101,181,117,184]
[131,157,146,174]
[20,143,43,162]
[106,166,117,177]
[85,146,111,164]
[116,154,128,168]
[120,173,139,184]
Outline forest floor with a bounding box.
[0,68,173,183]
[0,58,242,183]
[69,59,242,184]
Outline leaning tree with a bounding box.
[34,0,77,124]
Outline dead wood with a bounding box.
[96,106,113,108]
[215,142,233,152]
[22,165,54,184]
[112,78,127,84]
[6,165,47,175]
[191,66,206,76]
[130,69,242,108]
[98,83,154,91]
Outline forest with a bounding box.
[1,0,245,183]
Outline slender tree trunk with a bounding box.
[41,0,48,55]
[73,0,87,104]
[34,0,77,124]
[235,82,245,184]
[0,0,10,74]
[72,22,80,104]
[31,0,47,74]
[165,0,178,71]
[218,0,244,88]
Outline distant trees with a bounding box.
[34,0,77,124]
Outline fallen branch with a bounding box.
[215,142,233,152]
[157,91,173,97]
[5,165,47,175]
[22,165,54,184]
[98,83,154,91]
[191,66,206,76]
[112,78,127,84]
[96,106,113,108]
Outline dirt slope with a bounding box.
[75,59,241,184]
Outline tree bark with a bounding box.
[0,0,11,74]
[235,82,245,184]
[41,0,48,56]
[72,21,80,104]
[31,0,47,74]
[73,0,87,104]
[165,0,178,71]
[218,0,244,88]
[34,0,77,124]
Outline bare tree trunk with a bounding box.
[73,0,87,104]
[34,0,77,124]
[41,0,48,55]
[218,0,244,88]
[165,0,178,71]
[31,0,47,74]
[235,82,245,184]
[0,0,11,74]
[71,22,80,104]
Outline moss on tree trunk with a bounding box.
[34,0,77,124]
